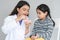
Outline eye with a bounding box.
[37,12,41,14]
[23,8,26,11]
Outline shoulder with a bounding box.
[47,18,54,26]
[34,19,40,25]
[4,15,17,21]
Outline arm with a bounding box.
[31,20,54,40]
[30,21,37,36]
[25,28,29,35]
[39,22,55,40]
[2,17,18,34]
[25,20,31,35]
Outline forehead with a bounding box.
[36,9,42,12]
[20,5,30,9]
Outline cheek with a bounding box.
[18,9,21,13]
[19,10,24,14]
[37,14,41,18]
[20,10,24,13]
[40,15,44,18]
[23,11,29,16]
[38,14,43,19]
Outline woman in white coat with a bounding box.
[2,1,31,40]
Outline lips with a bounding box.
[24,13,28,16]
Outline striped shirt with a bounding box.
[31,17,55,40]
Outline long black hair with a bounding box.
[36,4,55,26]
[9,1,30,16]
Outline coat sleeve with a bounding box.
[2,16,18,34]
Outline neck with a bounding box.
[17,13,21,17]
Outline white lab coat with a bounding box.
[2,15,25,40]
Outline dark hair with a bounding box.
[36,4,55,26]
[9,1,30,16]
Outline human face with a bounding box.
[17,5,30,16]
[36,9,47,20]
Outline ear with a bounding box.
[45,11,48,16]
[17,8,20,12]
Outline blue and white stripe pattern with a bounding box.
[31,17,55,40]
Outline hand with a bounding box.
[31,35,37,40]
[25,19,31,35]
[30,34,39,40]
[24,20,31,28]
[16,15,26,22]
[25,29,29,35]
